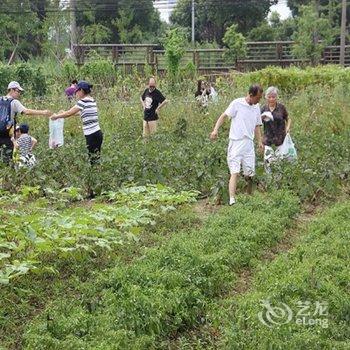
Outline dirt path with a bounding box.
[167,202,328,348]
[232,203,319,296]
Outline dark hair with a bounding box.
[19,123,29,133]
[249,84,263,97]
[71,79,78,84]
[195,80,204,97]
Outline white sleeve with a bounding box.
[224,100,238,119]
[75,100,84,111]
[256,111,263,126]
[11,99,26,114]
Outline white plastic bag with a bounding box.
[49,118,64,149]
[279,133,297,161]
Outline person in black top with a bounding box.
[140,77,167,137]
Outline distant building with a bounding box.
[153,0,178,23]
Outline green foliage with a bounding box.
[21,191,299,348]
[0,66,349,348]
[0,185,197,285]
[163,28,187,81]
[31,67,47,97]
[40,4,70,60]
[292,5,335,65]
[236,65,350,93]
[80,56,117,85]
[0,0,40,61]
[0,62,47,97]
[170,0,278,43]
[113,9,143,44]
[222,24,247,63]
[0,0,162,63]
[81,24,112,45]
[62,60,79,83]
[180,61,197,80]
[218,201,350,349]
[75,0,162,45]
[248,20,276,41]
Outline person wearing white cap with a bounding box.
[0,81,51,164]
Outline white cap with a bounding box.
[7,81,24,91]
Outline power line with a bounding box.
[0,0,292,14]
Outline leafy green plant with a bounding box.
[164,28,187,83]
[218,201,350,349]
[21,191,299,348]
[222,24,247,64]
[292,5,335,65]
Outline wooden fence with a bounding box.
[73,41,350,73]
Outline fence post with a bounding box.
[155,53,159,75]
[149,47,154,65]
[76,46,84,65]
[276,42,283,67]
[112,46,117,62]
[193,50,200,69]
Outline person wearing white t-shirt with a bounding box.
[210,85,264,205]
[0,81,51,164]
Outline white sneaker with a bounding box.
[229,197,236,206]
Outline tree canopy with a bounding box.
[0,0,163,61]
[170,0,278,43]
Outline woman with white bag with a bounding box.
[260,86,294,172]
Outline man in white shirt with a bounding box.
[210,85,264,205]
[0,81,51,164]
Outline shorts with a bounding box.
[227,138,255,176]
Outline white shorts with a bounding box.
[227,138,255,176]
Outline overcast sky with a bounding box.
[270,0,292,20]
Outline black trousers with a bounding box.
[85,130,103,165]
[0,137,13,165]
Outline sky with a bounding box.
[270,0,292,20]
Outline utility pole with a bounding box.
[340,0,347,66]
[191,0,195,45]
[70,0,77,59]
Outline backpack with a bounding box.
[0,97,13,137]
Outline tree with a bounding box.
[170,0,278,43]
[248,21,276,41]
[163,28,187,82]
[248,12,297,42]
[292,5,335,65]
[113,9,142,44]
[75,0,162,44]
[222,24,247,63]
[41,2,70,60]
[81,24,112,44]
[0,1,40,61]
[288,0,346,31]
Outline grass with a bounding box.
[175,200,350,350]
[20,191,299,349]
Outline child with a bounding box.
[12,123,37,167]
